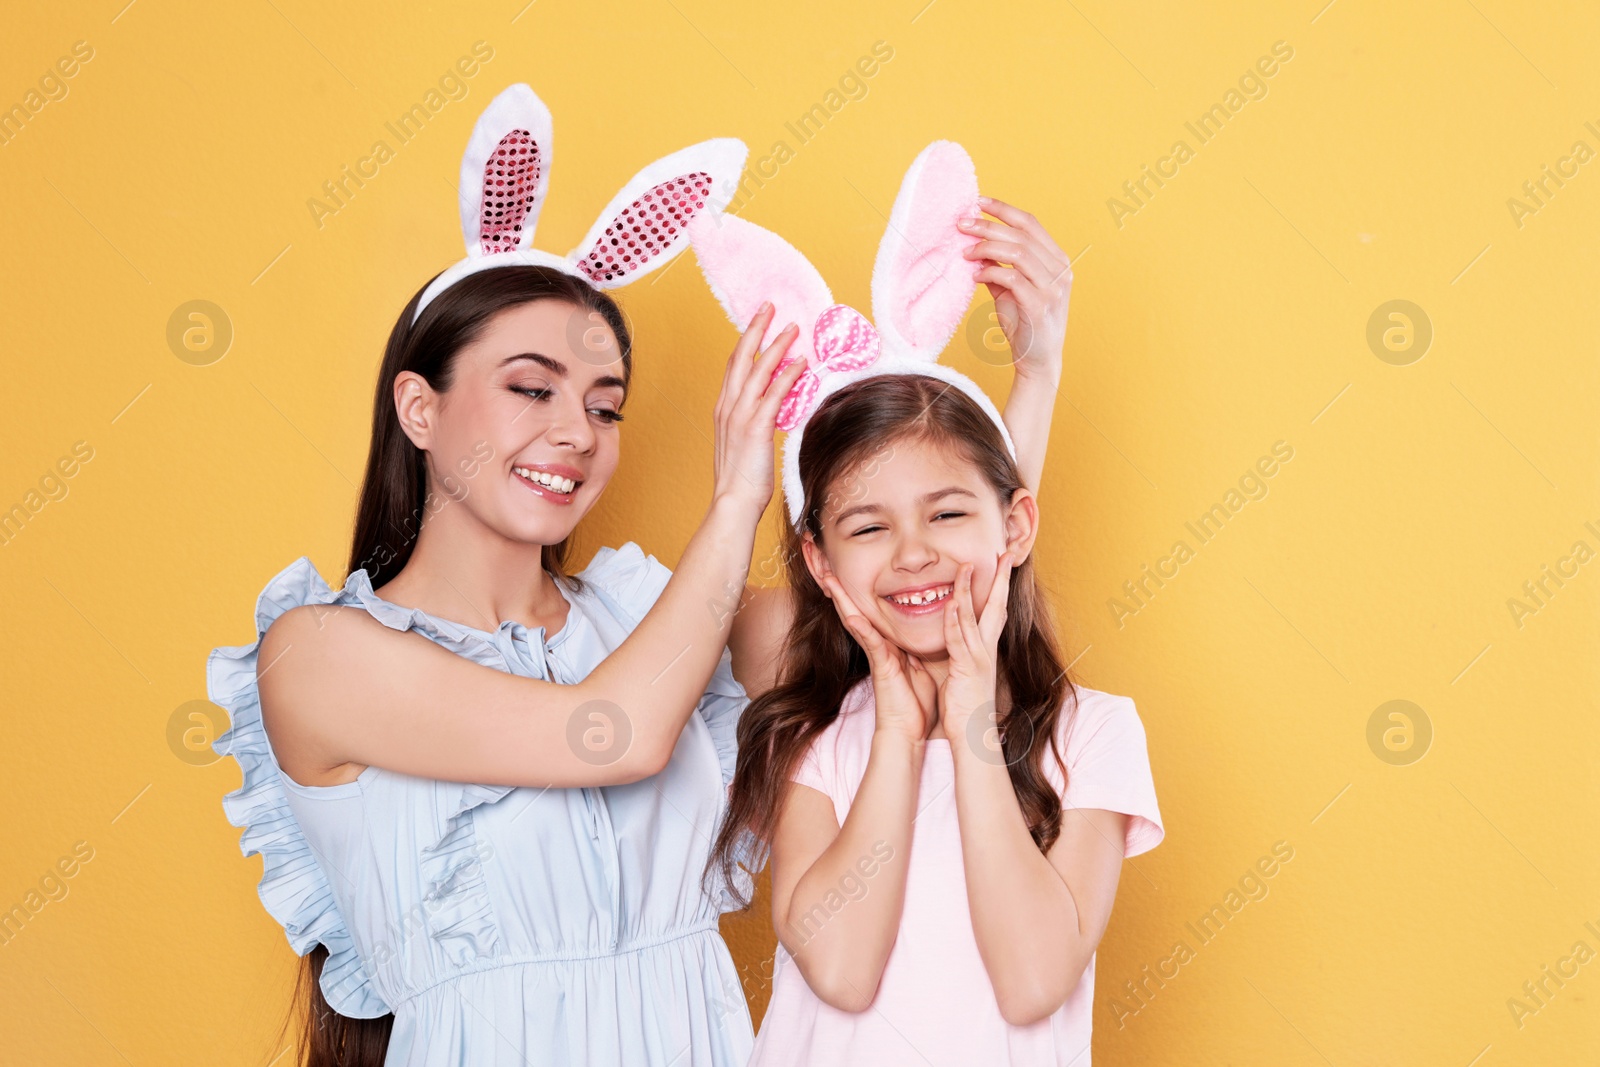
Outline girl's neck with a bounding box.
[905,654,1009,742]
[371,493,569,636]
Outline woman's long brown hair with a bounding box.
[708,374,1077,908]
[275,264,632,1067]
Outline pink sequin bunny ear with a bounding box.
[457,82,552,257]
[871,139,985,362]
[568,139,749,290]
[414,83,747,321]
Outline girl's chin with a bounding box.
[879,622,950,659]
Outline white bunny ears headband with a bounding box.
[686,140,1016,529]
[413,83,748,322]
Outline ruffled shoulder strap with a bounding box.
[575,540,673,623]
[207,556,394,1018]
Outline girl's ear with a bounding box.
[799,530,835,595]
[870,140,984,363]
[457,83,554,257]
[567,138,748,288]
[1002,487,1040,565]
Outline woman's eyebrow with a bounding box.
[499,352,566,375]
[500,352,625,391]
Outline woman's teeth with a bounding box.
[888,585,952,607]
[514,466,577,494]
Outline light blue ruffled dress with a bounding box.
[208,542,755,1066]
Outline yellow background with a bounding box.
[2,0,1595,1063]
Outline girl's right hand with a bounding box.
[711,303,809,512]
[819,571,938,742]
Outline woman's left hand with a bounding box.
[960,197,1072,383]
[939,553,1015,748]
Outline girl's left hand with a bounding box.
[939,553,1015,747]
[960,197,1072,383]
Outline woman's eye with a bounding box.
[849,525,884,537]
[590,408,625,424]
[511,385,551,401]
[933,511,966,521]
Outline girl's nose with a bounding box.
[891,532,938,572]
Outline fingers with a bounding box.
[954,562,982,651]
[979,551,1015,644]
[755,341,809,424]
[973,196,1071,264]
[964,238,1066,294]
[736,322,800,418]
[944,558,1011,658]
[943,589,966,661]
[725,302,775,398]
[821,572,886,662]
[960,208,1073,297]
[972,263,1025,297]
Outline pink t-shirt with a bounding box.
[748,680,1163,1067]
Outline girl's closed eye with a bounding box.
[849,511,965,537]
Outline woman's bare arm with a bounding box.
[258,307,807,790]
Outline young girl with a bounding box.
[695,143,1163,1065]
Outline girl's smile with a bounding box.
[882,581,955,615]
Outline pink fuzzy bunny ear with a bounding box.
[686,211,834,367]
[458,83,553,257]
[567,139,748,290]
[870,140,984,362]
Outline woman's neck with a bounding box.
[371,495,570,637]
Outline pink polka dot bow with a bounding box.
[774,304,882,431]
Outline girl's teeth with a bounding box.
[516,467,575,494]
[891,586,951,606]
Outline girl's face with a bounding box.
[801,435,1038,660]
[395,298,626,546]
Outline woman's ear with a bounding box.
[799,530,835,596]
[393,371,437,451]
[1003,487,1040,564]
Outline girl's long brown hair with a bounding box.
[279,265,632,1067]
[708,374,1077,908]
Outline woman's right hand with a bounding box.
[818,571,938,742]
[711,303,808,512]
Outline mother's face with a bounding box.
[396,298,627,547]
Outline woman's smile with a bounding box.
[512,461,586,505]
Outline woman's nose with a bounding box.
[547,397,596,453]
